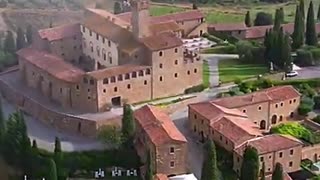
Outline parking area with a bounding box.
[293,66,320,80]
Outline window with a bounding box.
[76,85,79,90]
[170,147,174,153]
[82,26,86,32]
[212,130,214,135]
[289,161,293,167]
[243,109,246,113]
[194,114,197,119]
[60,88,62,93]
[146,69,151,75]
[90,42,93,52]
[220,135,222,141]
[139,70,144,76]
[160,76,163,81]
[132,72,137,78]
[103,89,106,93]
[108,40,111,47]
[281,102,284,107]
[159,63,163,68]
[258,106,262,110]
[111,76,116,83]
[103,38,105,44]
[260,157,264,162]
[144,80,147,85]
[201,119,204,124]
[187,70,190,75]
[290,149,294,155]
[269,155,271,159]
[127,84,131,89]
[87,88,90,92]
[225,140,228,145]
[74,46,77,50]
[293,99,296,103]
[114,87,118,92]
[96,34,99,40]
[83,77,88,83]
[289,100,292,104]
[89,30,92,36]
[174,73,178,78]
[275,104,278,108]
[279,152,283,158]
[89,79,94,85]
[88,96,91,100]
[108,52,112,64]
[96,46,100,57]
[175,48,178,53]
[102,49,106,60]
[279,116,283,121]
[159,51,163,56]
[118,75,123,81]
[175,60,178,65]
[170,161,175,168]
[237,157,240,162]
[135,55,138,59]
[125,73,130,80]
[61,53,65,56]
[194,68,197,73]
[103,78,108,84]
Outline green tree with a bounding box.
[192,3,198,9]
[47,158,58,180]
[54,137,61,153]
[16,27,26,50]
[317,3,320,20]
[279,7,285,23]
[260,162,266,180]
[32,139,37,149]
[0,97,5,140]
[254,12,273,26]
[122,104,135,142]
[292,5,304,49]
[282,34,293,72]
[98,125,123,148]
[4,31,15,54]
[272,163,284,180]
[274,9,281,31]
[26,24,33,45]
[54,136,65,180]
[245,11,252,27]
[201,140,219,180]
[145,151,153,180]
[306,1,317,46]
[114,2,122,15]
[240,146,259,180]
[300,0,305,19]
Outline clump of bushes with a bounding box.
[298,96,314,116]
[202,33,223,44]
[270,122,314,143]
[202,44,237,54]
[295,46,320,67]
[184,84,206,94]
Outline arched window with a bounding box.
[108,52,112,64]
[102,49,106,60]
[271,115,277,124]
[96,46,100,57]
[89,42,93,52]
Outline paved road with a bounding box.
[293,66,320,80]
[1,97,106,152]
[200,54,239,87]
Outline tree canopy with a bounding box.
[272,163,284,180]
[306,1,317,46]
[254,12,273,26]
[201,140,219,180]
[240,146,259,180]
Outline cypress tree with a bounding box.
[201,140,219,180]
[32,139,37,149]
[145,151,153,180]
[279,7,285,23]
[121,104,135,142]
[4,31,15,54]
[306,1,317,46]
[16,27,26,50]
[273,9,281,31]
[245,11,252,27]
[54,137,61,153]
[192,3,198,10]
[0,97,5,139]
[292,5,304,49]
[282,34,293,72]
[318,3,320,20]
[300,0,305,19]
[271,163,284,180]
[26,24,33,45]
[240,146,259,180]
[114,2,122,15]
[47,158,58,180]
[260,163,266,180]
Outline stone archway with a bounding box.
[260,120,266,130]
[271,115,277,124]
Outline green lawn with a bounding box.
[150,5,185,16]
[218,59,268,83]
[203,60,210,88]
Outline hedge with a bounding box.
[202,33,223,44]
[184,84,206,94]
[201,45,237,54]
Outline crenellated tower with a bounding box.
[131,0,150,39]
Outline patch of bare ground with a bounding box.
[1,8,83,31]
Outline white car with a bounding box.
[285,71,298,77]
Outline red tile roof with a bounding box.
[234,134,302,155]
[87,65,151,80]
[141,31,183,51]
[86,8,130,28]
[208,23,247,31]
[17,48,84,83]
[117,10,204,25]
[149,20,181,35]
[154,174,169,180]
[38,23,81,42]
[134,105,187,146]
[244,23,294,40]
[212,85,300,108]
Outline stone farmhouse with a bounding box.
[134,105,188,178]
[188,85,304,176]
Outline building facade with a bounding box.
[134,105,188,177]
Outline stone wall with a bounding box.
[0,75,121,138]
[302,144,320,162]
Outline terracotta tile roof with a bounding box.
[149,20,181,35]
[244,23,294,40]
[134,105,187,146]
[212,85,300,108]
[154,174,169,180]
[38,23,81,42]
[117,10,204,24]
[83,12,141,53]
[208,23,247,31]
[87,64,151,80]
[17,48,84,83]
[211,115,262,146]
[234,134,302,155]
[86,8,130,28]
[141,31,183,51]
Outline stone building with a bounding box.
[16,0,205,114]
[134,105,188,177]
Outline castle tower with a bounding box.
[131,0,150,39]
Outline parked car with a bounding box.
[285,71,298,77]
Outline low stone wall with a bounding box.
[302,144,320,162]
[302,119,320,132]
[0,74,120,138]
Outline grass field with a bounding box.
[150,5,185,16]
[203,60,210,87]
[218,59,268,83]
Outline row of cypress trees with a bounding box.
[3,25,33,55]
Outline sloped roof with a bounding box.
[208,23,247,31]
[149,20,181,35]
[141,31,183,51]
[38,23,81,42]
[134,105,187,146]
[244,23,294,39]
[17,48,84,83]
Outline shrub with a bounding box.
[295,49,314,66]
[301,96,315,108]
[314,96,320,109]
[270,122,312,142]
[312,115,320,124]
[254,12,273,26]
[202,33,223,44]
[184,84,206,94]
[299,84,317,98]
[298,103,313,116]
[310,48,320,64]
[202,45,237,54]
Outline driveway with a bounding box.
[292,66,320,80]
[200,54,239,87]
[1,97,106,152]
